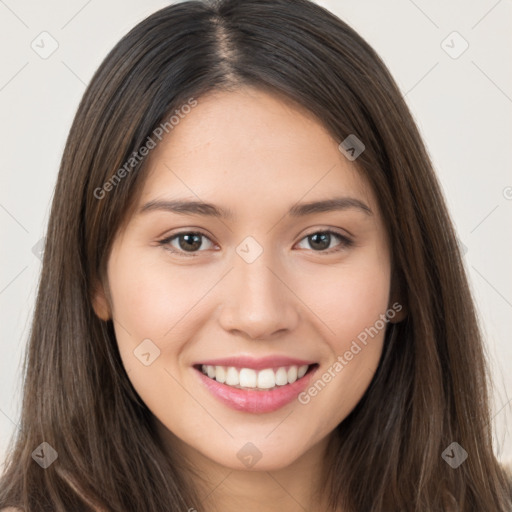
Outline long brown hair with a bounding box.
[1,0,510,510]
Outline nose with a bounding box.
[218,253,300,340]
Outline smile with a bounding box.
[193,359,319,413]
[199,364,310,390]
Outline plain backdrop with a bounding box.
[1,0,511,468]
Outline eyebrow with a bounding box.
[138,196,373,219]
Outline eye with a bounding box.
[295,230,353,254]
[158,231,216,257]
[158,229,353,258]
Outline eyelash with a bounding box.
[157,229,354,258]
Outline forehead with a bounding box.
[138,87,377,217]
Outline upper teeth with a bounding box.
[201,364,309,390]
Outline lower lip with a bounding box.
[194,365,319,413]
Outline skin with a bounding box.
[93,86,405,512]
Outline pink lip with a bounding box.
[194,355,315,371]
[193,364,319,414]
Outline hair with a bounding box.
[1,0,511,510]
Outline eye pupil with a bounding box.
[309,232,330,250]
[179,233,202,251]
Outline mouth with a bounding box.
[193,363,318,391]
[192,360,319,413]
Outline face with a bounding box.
[93,87,403,473]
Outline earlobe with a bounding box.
[91,280,111,321]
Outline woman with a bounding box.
[1,0,511,510]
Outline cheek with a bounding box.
[106,251,198,414]
[298,255,391,349]
[294,257,392,425]
[107,249,208,341]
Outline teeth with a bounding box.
[288,366,298,384]
[257,368,275,389]
[200,364,310,390]
[297,365,308,378]
[239,368,257,388]
[275,367,288,385]
[225,367,239,386]
[215,366,226,383]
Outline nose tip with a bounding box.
[217,259,300,340]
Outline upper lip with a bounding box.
[194,356,317,371]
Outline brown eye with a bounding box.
[175,233,203,252]
[158,231,215,257]
[296,230,353,253]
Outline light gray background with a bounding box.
[1,0,511,468]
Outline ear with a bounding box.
[91,279,111,321]
[388,266,408,323]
